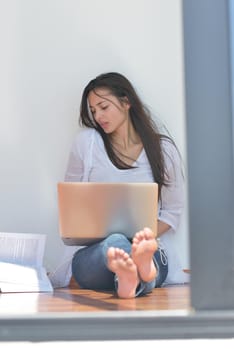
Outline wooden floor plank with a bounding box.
[0,284,190,314]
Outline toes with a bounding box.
[107,247,115,258]
[143,227,155,239]
[132,237,139,244]
[143,227,152,233]
[108,247,130,262]
[133,230,147,243]
[133,228,154,243]
[134,230,144,241]
[125,256,133,266]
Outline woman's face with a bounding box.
[88,88,130,134]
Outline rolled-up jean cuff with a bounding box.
[153,257,160,287]
[153,248,168,287]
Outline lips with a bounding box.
[99,122,109,130]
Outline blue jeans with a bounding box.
[72,233,168,297]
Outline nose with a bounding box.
[94,109,103,122]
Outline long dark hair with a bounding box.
[79,72,173,200]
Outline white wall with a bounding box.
[0,0,189,271]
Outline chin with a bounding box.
[102,128,113,134]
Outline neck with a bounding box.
[110,122,141,150]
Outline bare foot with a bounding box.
[131,227,158,282]
[107,247,139,299]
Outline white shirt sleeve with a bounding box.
[64,128,93,182]
[50,129,94,288]
[158,139,185,232]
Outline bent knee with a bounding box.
[105,232,128,243]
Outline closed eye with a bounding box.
[90,104,109,116]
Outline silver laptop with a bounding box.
[57,182,158,246]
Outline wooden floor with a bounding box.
[0,283,190,314]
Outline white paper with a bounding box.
[0,232,45,267]
[0,232,53,293]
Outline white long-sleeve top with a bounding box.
[49,128,189,287]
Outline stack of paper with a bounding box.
[0,232,53,293]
